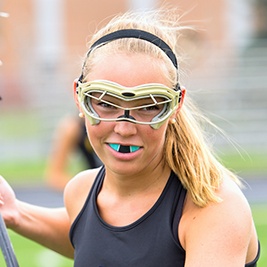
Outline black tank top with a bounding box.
[69,167,260,267]
[70,167,187,266]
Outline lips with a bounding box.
[109,143,140,153]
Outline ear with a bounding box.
[170,86,186,121]
[73,78,85,119]
[73,78,80,108]
[178,86,186,111]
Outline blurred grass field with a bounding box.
[0,232,74,267]
[252,204,267,267]
[1,148,266,186]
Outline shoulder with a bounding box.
[180,175,255,266]
[64,167,102,223]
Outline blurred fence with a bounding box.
[1,43,267,162]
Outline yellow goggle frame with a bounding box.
[76,80,181,129]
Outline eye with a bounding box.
[140,105,160,111]
[97,101,116,109]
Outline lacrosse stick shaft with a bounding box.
[0,213,19,267]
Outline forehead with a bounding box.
[87,52,169,87]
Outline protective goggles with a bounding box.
[76,80,181,129]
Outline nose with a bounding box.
[114,120,137,137]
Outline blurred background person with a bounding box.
[45,115,102,191]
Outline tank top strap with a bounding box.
[69,166,105,245]
[171,174,187,250]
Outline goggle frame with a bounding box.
[76,80,181,129]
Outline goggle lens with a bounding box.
[77,80,180,129]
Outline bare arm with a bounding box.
[14,202,73,257]
[0,176,74,258]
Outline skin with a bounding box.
[0,52,259,266]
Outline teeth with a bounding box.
[130,146,140,153]
[109,143,120,152]
[109,144,140,153]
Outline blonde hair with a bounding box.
[80,9,241,207]
[80,10,184,86]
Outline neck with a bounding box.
[103,162,171,197]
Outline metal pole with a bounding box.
[0,213,19,267]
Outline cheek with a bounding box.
[145,126,168,148]
[84,121,101,149]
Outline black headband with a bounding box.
[88,29,178,69]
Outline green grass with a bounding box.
[0,157,86,186]
[0,231,73,266]
[251,204,267,267]
[0,159,47,185]
[218,150,267,176]
[0,204,266,266]
[0,110,40,138]
[1,149,266,186]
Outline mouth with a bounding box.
[108,143,141,153]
